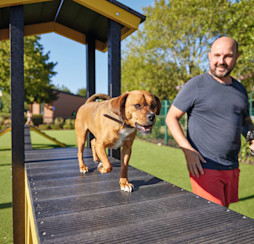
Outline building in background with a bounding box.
[31,90,86,123]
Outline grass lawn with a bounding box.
[0,132,12,244]
[0,129,254,243]
[130,139,254,219]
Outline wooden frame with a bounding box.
[3,1,145,242]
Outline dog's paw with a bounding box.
[80,166,89,174]
[97,162,103,169]
[97,162,112,174]
[121,184,134,192]
[97,162,104,173]
[119,178,134,192]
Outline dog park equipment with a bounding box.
[0,1,145,242]
[0,125,11,137]
[0,125,67,148]
[23,126,254,243]
[29,126,67,148]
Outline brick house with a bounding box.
[31,90,86,123]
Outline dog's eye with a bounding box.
[151,103,156,110]
[134,104,142,109]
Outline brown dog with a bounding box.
[75,90,161,192]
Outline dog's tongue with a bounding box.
[136,124,152,135]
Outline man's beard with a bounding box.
[209,64,233,78]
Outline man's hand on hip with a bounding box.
[183,148,206,178]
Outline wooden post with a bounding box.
[108,19,121,159]
[86,34,96,148]
[10,5,25,244]
[86,34,96,98]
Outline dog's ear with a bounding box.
[155,96,161,115]
[110,93,129,117]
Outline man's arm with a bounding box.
[165,105,206,177]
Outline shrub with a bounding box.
[65,119,75,126]
[31,114,43,126]
[38,124,51,130]
[50,124,61,130]
[63,124,73,129]
[4,118,11,126]
[0,113,10,119]
[0,116,5,126]
[64,119,75,129]
[54,117,64,127]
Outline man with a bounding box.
[166,36,254,207]
[25,110,34,126]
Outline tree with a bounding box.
[122,0,254,99]
[55,84,72,94]
[222,0,254,91]
[0,91,11,113]
[76,88,87,97]
[0,35,57,104]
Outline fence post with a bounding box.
[164,100,170,145]
[250,91,253,117]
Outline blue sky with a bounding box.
[39,0,155,95]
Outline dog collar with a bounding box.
[103,114,134,128]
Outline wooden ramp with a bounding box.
[25,146,254,243]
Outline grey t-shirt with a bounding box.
[173,72,249,170]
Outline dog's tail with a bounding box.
[85,93,111,103]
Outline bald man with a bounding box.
[166,37,254,207]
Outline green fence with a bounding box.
[249,91,254,117]
[137,100,186,147]
[158,100,171,145]
[137,100,252,163]
[156,100,187,145]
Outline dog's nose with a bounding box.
[147,113,155,122]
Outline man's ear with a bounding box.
[208,52,211,61]
[155,96,161,115]
[110,92,129,117]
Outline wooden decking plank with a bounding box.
[30,183,188,218]
[26,160,134,175]
[36,197,253,244]
[26,165,145,182]
[29,175,163,201]
[34,196,212,242]
[34,194,210,240]
[26,169,152,190]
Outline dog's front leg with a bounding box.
[95,143,113,174]
[120,142,134,192]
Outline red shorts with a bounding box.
[190,168,240,207]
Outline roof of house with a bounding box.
[0,0,146,52]
[53,89,86,99]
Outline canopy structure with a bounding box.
[0,0,145,52]
[0,1,145,243]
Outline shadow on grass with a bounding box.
[0,148,11,151]
[239,194,254,202]
[0,164,11,167]
[0,202,12,209]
